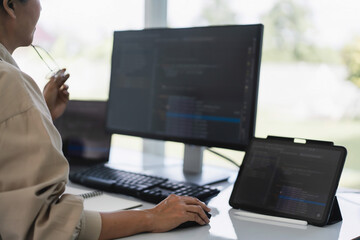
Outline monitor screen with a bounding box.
[54,100,111,163]
[107,24,263,151]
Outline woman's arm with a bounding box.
[98,194,211,240]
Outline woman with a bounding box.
[0,0,211,239]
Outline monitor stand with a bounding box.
[151,145,231,186]
[108,142,232,186]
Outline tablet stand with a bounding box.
[326,196,342,225]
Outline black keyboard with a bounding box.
[69,165,220,204]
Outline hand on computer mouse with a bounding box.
[146,194,211,232]
[176,211,212,229]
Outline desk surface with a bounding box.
[70,148,360,240]
[112,185,359,240]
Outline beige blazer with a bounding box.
[0,44,101,240]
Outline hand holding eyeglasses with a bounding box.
[31,44,71,120]
[43,68,70,121]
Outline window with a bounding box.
[168,0,360,189]
[14,0,144,100]
[12,0,360,189]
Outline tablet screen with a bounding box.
[230,138,346,226]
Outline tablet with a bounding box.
[229,136,346,226]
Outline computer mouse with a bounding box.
[176,211,212,229]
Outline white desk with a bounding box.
[110,184,359,240]
[71,148,360,240]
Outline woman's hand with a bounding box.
[43,69,70,120]
[146,194,211,232]
[98,194,211,239]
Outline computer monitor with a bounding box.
[106,24,263,184]
[54,100,111,165]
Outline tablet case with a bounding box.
[327,196,342,225]
[229,136,345,226]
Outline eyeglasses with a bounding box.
[31,44,61,78]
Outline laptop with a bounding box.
[54,100,111,165]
